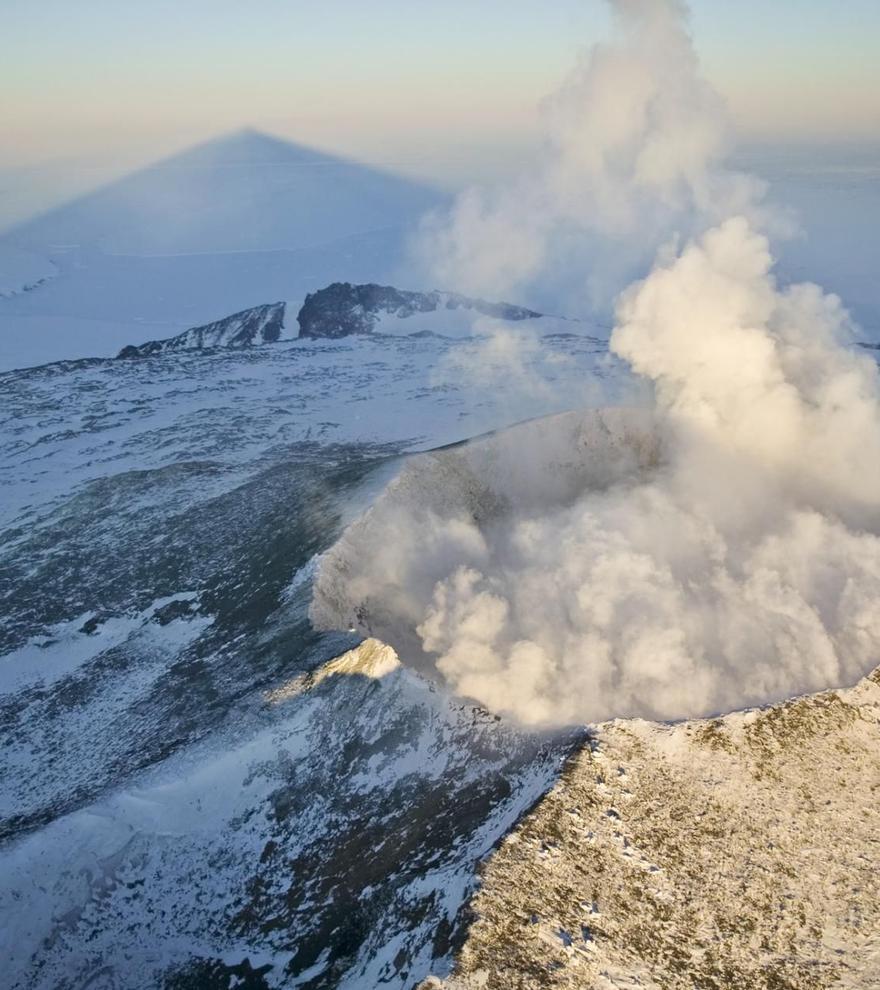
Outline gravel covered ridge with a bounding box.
[423,665,880,989]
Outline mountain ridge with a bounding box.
[115,283,554,358]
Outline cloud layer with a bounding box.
[416,220,880,724]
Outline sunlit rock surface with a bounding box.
[422,666,880,989]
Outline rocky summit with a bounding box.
[114,283,551,358]
[297,282,543,339]
[421,666,880,990]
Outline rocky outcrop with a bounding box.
[114,283,551,357]
[112,278,565,357]
[423,666,880,990]
[117,302,285,358]
[296,282,543,339]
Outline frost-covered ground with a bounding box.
[1,140,878,372]
[0,329,607,989]
[1,136,878,988]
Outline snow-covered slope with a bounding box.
[111,284,598,358]
[298,282,545,339]
[0,243,57,298]
[1,637,578,990]
[0,328,612,989]
[117,301,286,357]
[7,129,440,258]
[2,311,879,987]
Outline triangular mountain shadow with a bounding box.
[7,129,443,257]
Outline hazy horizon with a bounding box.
[3,0,879,230]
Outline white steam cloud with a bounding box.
[312,0,880,726]
[416,219,880,724]
[416,0,770,311]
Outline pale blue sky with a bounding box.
[2,0,879,225]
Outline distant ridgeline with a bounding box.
[115,282,545,358]
[116,302,287,357]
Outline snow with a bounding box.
[0,130,443,370]
[1,137,878,989]
[0,332,613,534]
[0,319,597,989]
[9,130,441,258]
[0,592,208,694]
[4,140,877,371]
[0,243,57,298]
[0,639,575,990]
[429,667,880,989]
[370,300,594,339]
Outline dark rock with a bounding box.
[296,282,542,339]
[117,302,286,358]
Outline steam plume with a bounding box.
[313,0,880,726]
[416,219,880,723]
[416,0,768,311]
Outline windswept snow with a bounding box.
[0,638,578,990]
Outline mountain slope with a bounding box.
[117,301,286,357]
[424,666,880,990]
[112,284,580,358]
[0,638,578,990]
[0,244,56,298]
[298,282,544,339]
[0,131,445,370]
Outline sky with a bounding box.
[2,0,880,228]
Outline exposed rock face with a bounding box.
[117,301,285,357]
[114,282,548,356]
[423,666,880,989]
[297,282,543,339]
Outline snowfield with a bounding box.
[2,125,879,990]
[0,325,607,989]
[0,243,57,298]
